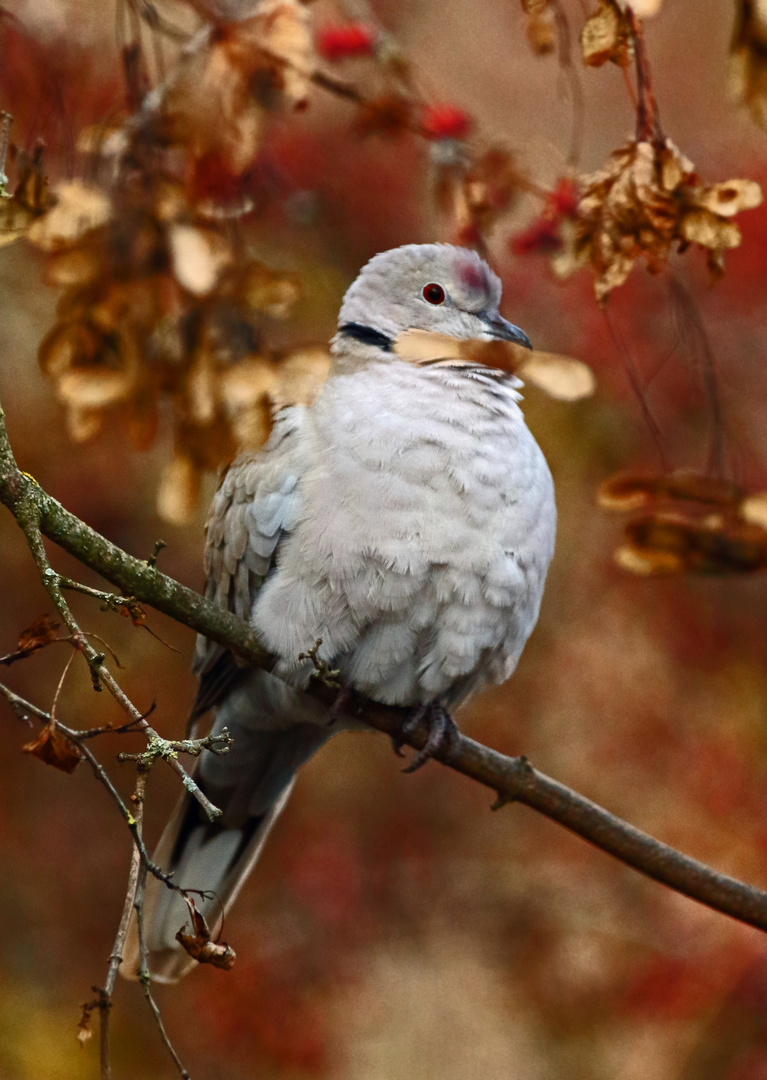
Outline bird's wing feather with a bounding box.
[190,407,306,723]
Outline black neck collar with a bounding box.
[338,323,393,351]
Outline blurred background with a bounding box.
[3,0,767,1077]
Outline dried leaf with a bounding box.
[621,0,663,14]
[620,511,767,575]
[740,493,767,529]
[175,901,236,970]
[76,1003,95,1047]
[157,455,202,526]
[23,723,82,774]
[688,179,763,217]
[168,225,232,296]
[270,346,331,409]
[218,357,280,408]
[517,353,596,400]
[28,180,112,252]
[17,614,60,653]
[525,9,557,55]
[240,263,300,316]
[562,138,763,299]
[581,0,631,67]
[393,331,594,400]
[730,0,767,127]
[598,471,744,511]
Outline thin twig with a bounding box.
[96,766,144,1080]
[627,9,663,144]
[133,770,192,1080]
[0,408,222,820]
[602,304,671,471]
[668,273,727,479]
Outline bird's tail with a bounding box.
[122,670,332,984]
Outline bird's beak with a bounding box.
[481,312,532,350]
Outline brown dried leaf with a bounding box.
[564,138,763,299]
[525,9,557,55]
[271,346,331,410]
[517,352,596,400]
[231,0,315,104]
[356,94,414,137]
[168,224,232,296]
[157,455,202,526]
[730,0,767,127]
[218,357,280,409]
[597,471,744,512]
[27,181,112,252]
[240,263,300,317]
[17,614,60,653]
[740,493,767,529]
[23,723,82,774]
[76,1003,95,1047]
[581,0,631,67]
[175,902,236,970]
[620,510,767,575]
[393,331,595,400]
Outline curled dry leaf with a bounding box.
[598,471,744,511]
[23,723,82,774]
[520,0,557,56]
[269,346,331,410]
[0,145,49,247]
[158,0,314,175]
[175,900,236,971]
[617,511,767,576]
[76,1003,95,1047]
[599,470,767,575]
[580,0,632,67]
[393,330,595,401]
[27,180,112,252]
[556,138,763,300]
[434,146,523,247]
[17,614,60,653]
[157,454,204,527]
[619,0,663,15]
[168,224,232,296]
[730,0,767,128]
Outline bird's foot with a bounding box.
[298,638,341,690]
[399,700,459,773]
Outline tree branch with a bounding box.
[3,404,767,935]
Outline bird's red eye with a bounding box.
[423,283,445,305]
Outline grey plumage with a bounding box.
[123,243,556,983]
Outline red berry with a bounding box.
[421,103,472,141]
[316,24,376,61]
[549,176,579,217]
[509,219,563,256]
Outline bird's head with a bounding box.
[333,244,531,364]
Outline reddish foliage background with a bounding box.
[3,2,767,1079]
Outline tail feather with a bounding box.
[121,668,334,984]
[123,780,294,985]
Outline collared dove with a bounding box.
[124,243,556,982]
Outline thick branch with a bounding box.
[3,410,767,934]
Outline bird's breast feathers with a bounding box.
[250,359,556,707]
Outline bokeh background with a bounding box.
[3,1,767,1077]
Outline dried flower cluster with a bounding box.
[1,0,337,524]
[27,168,329,524]
[599,471,767,575]
[554,138,762,301]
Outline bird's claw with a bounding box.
[399,701,459,773]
